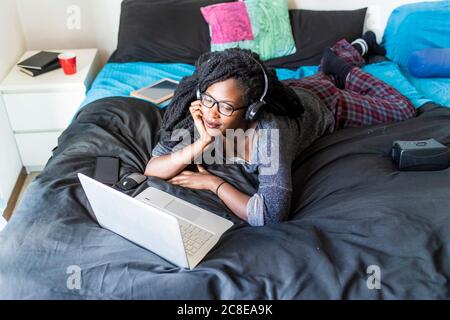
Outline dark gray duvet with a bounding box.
[1,97,449,299]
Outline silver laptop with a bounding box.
[78,173,233,269]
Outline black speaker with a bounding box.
[391,139,450,171]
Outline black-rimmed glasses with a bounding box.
[199,92,246,117]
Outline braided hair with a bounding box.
[159,48,304,149]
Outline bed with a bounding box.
[1,0,449,299]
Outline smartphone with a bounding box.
[130,78,179,104]
[93,156,120,185]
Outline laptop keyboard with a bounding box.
[179,223,214,256]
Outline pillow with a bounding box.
[109,0,234,64]
[266,8,367,69]
[383,1,450,69]
[200,0,296,61]
[408,48,450,78]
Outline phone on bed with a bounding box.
[130,78,179,104]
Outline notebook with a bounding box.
[17,51,60,70]
[19,60,61,77]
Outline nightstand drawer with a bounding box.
[15,131,61,167]
[4,91,84,132]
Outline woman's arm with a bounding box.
[168,165,250,222]
[215,181,250,222]
[168,163,293,226]
[145,100,212,180]
[144,137,211,179]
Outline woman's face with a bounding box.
[200,78,247,136]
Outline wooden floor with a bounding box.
[15,172,39,210]
[2,171,40,221]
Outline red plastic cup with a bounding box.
[58,52,77,75]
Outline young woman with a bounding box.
[145,32,416,227]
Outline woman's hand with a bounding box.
[190,101,213,145]
[168,165,224,193]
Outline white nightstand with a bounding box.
[0,49,100,173]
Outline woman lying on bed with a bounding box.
[145,31,416,226]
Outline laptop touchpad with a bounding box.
[164,200,201,221]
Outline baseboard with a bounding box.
[2,167,27,221]
[25,165,44,174]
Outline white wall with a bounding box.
[0,0,25,203]
[16,0,121,64]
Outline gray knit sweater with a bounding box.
[151,87,335,226]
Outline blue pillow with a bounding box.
[408,48,450,78]
[383,1,450,69]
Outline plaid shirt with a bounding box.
[283,39,416,130]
